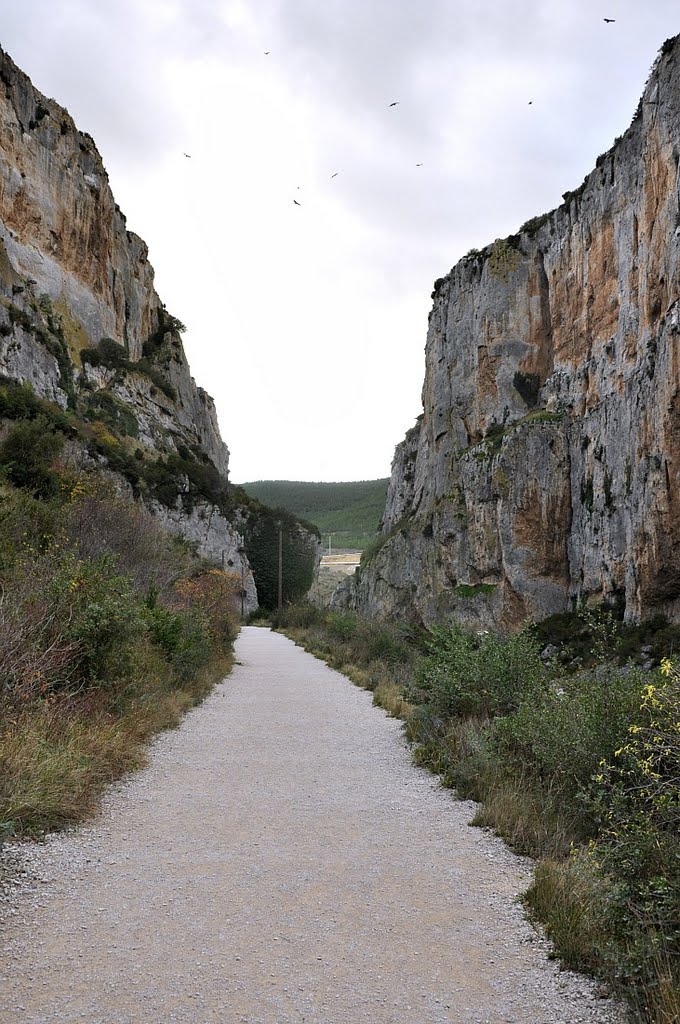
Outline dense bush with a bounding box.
[0,474,239,838]
[494,666,644,807]
[0,415,65,497]
[412,624,545,718]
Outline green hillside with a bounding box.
[237,479,389,551]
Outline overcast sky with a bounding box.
[2,1,679,481]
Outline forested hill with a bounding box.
[237,479,389,550]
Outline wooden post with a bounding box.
[277,524,283,609]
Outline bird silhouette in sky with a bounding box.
[389,101,399,107]
[293,199,301,206]
[416,162,423,167]
[528,100,533,105]
[264,50,270,54]
[604,17,615,23]
[330,172,339,178]
[183,152,191,158]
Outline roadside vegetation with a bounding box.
[0,422,240,840]
[271,603,680,1024]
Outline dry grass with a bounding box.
[372,678,415,720]
[526,859,680,1023]
[524,856,606,972]
[471,778,582,860]
[643,954,680,1024]
[0,649,233,837]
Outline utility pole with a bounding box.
[277,523,283,609]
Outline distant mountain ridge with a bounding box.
[238,479,389,551]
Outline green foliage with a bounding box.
[454,582,497,598]
[411,624,545,719]
[271,603,426,693]
[561,175,589,207]
[144,604,212,683]
[143,307,186,360]
[660,35,678,57]
[360,526,399,565]
[244,508,318,610]
[4,301,76,406]
[66,563,144,685]
[81,337,177,401]
[0,416,64,497]
[494,666,644,811]
[431,275,448,298]
[519,212,550,236]
[83,390,139,437]
[585,662,680,994]
[274,570,680,1017]
[238,478,389,551]
[520,410,563,424]
[0,475,238,838]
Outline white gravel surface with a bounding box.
[0,626,627,1024]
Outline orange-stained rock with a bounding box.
[337,36,680,628]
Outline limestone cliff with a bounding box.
[339,36,680,629]
[0,46,257,610]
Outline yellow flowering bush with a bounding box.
[587,661,679,992]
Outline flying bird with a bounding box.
[264,50,270,54]
[330,172,339,178]
[389,101,399,107]
[416,162,423,167]
[528,100,533,105]
[183,152,191,158]
[293,199,301,206]
[603,17,615,23]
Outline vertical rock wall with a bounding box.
[342,36,680,629]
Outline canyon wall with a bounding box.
[338,36,680,629]
[0,46,259,611]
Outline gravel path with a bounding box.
[0,627,626,1024]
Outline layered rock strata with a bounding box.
[338,36,680,629]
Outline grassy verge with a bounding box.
[0,650,232,839]
[271,603,680,1024]
[0,476,240,841]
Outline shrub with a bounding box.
[0,415,64,497]
[585,662,680,994]
[0,380,74,434]
[493,666,645,813]
[83,391,139,437]
[82,338,177,401]
[270,601,322,629]
[411,624,545,719]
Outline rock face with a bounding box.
[340,36,680,629]
[0,46,256,610]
